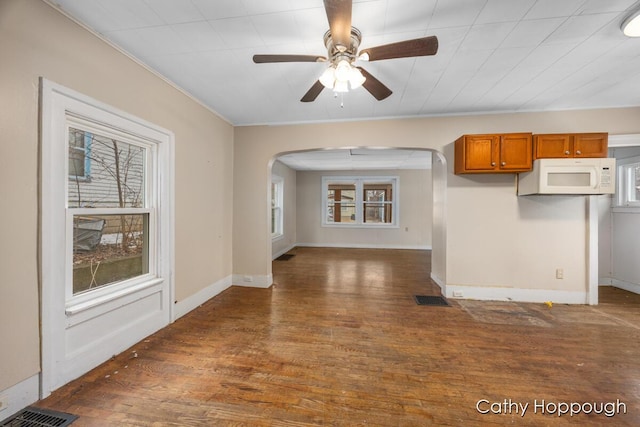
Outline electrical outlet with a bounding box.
[556,268,564,279]
[243,275,253,282]
[0,395,8,412]
[453,290,463,297]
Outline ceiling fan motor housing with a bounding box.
[324,27,362,65]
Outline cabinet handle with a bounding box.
[491,162,496,166]
[501,161,506,166]
[565,150,570,155]
[576,150,581,155]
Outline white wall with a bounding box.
[271,160,297,258]
[295,169,432,249]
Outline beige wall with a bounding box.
[233,109,640,297]
[271,160,297,257]
[0,0,233,393]
[295,169,432,248]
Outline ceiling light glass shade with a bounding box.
[319,60,366,92]
[333,80,349,93]
[348,67,366,89]
[622,10,640,37]
[334,59,352,81]
[319,66,336,88]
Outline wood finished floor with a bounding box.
[35,247,640,426]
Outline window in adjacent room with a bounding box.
[616,156,640,207]
[271,175,284,238]
[322,176,398,227]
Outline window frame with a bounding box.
[615,155,640,209]
[65,115,159,308]
[321,176,399,228]
[271,175,284,240]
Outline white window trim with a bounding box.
[40,78,175,396]
[321,175,399,228]
[271,175,284,240]
[614,155,640,209]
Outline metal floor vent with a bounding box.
[275,253,295,261]
[414,295,450,306]
[2,407,77,427]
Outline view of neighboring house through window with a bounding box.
[68,128,91,179]
[616,157,640,207]
[323,176,398,227]
[68,124,151,295]
[271,175,283,238]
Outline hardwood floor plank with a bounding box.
[34,248,640,426]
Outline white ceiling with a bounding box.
[49,0,640,128]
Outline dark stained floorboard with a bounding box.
[35,247,640,426]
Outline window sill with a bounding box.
[612,206,640,214]
[322,223,399,229]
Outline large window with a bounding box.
[322,176,398,227]
[616,156,640,207]
[271,175,283,239]
[68,122,152,295]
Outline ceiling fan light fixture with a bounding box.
[334,59,352,81]
[348,66,366,89]
[622,9,640,37]
[333,79,349,93]
[319,66,336,88]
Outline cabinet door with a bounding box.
[534,134,571,159]
[500,133,532,171]
[463,135,498,171]
[573,133,608,158]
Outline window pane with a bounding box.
[364,204,392,223]
[327,184,356,223]
[68,128,86,177]
[633,164,640,202]
[73,214,149,295]
[68,127,146,208]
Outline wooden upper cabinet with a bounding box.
[533,133,608,159]
[455,133,532,174]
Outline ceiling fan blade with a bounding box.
[360,36,438,61]
[301,80,325,102]
[356,67,392,101]
[324,0,352,49]
[253,54,326,63]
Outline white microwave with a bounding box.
[518,158,616,195]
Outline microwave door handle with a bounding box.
[591,168,598,188]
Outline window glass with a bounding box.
[324,178,397,226]
[68,128,145,208]
[72,214,149,294]
[617,160,640,207]
[67,125,151,296]
[271,177,284,237]
[327,184,356,223]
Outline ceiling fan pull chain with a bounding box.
[341,92,344,108]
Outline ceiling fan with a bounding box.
[252,0,438,102]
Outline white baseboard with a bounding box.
[174,275,232,320]
[445,285,588,304]
[0,374,39,423]
[232,274,273,289]
[609,278,640,295]
[272,243,297,260]
[296,243,431,250]
[430,273,445,291]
